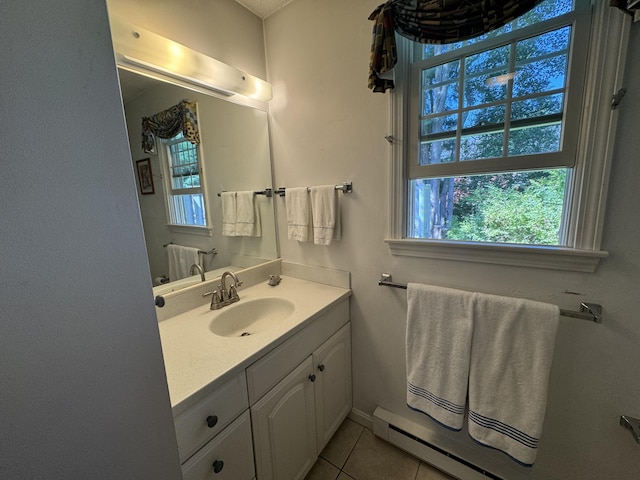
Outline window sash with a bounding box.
[159,137,208,228]
[166,141,203,194]
[408,2,592,180]
[386,1,631,271]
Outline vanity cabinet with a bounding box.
[249,303,351,480]
[312,323,352,452]
[251,357,318,480]
[181,411,255,480]
[174,372,254,479]
[167,291,351,480]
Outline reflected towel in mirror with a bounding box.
[235,191,261,237]
[167,244,200,281]
[221,192,237,236]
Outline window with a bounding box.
[387,0,631,271]
[161,132,208,229]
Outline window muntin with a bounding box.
[415,26,571,168]
[163,133,207,227]
[407,0,588,245]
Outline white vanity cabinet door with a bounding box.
[181,410,255,480]
[313,323,352,453]
[251,357,317,480]
[174,372,249,463]
[246,300,349,405]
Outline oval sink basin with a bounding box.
[209,298,295,337]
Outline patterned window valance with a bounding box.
[141,99,200,153]
[369,0,552,93]
[610,0,639,16]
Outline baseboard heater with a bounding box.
[373,407,504,480]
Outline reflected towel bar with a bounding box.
[163,242,217,256]
[378,273,603,323]
[274,182,353,197]
[217,188,274,197]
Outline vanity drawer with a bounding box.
[246,299,348,404]
[182,410,255,480]
[174,372,249,463]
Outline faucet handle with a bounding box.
[228,284,240,302]
[203,290,223,309]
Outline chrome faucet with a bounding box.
[203,271,243,310]
[190,263,205,282]
[221,271,242,302]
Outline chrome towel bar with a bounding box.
[217,188,274,197]
[378,273,603,323]
[162,242,217,256]
[274,182,353,197]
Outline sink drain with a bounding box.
[240,332,251,337]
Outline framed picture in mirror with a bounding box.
[136,158,155,194]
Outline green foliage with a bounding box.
[447,169,566,244]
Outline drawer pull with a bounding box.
[317,364,325,372]
[206,415,218,428]
[309,374,316,382]
[212,459,224,473]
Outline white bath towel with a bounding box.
[467,293,559,466]
[406,283,474,431]
[286,187,311,242]
[310,185,340,245]
[221,192,237,236]
[167,244,200,281]
[234,191,261,237]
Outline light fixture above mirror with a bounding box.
[110,17,273,103]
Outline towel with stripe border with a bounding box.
[406,283,559,465]
[468,292,559,466]
[406,283,474,431]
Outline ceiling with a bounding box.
[235,0,295,18]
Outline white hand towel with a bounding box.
[286,187,311,242]
[406,283,474,431]
[234,191,261,237]
[221,192,237,236]
[468,293,559,466]
[167,244,200,281]
[310,185,340,245]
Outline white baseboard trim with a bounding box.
[348,407,374,430]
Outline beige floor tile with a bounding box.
[304,457,340,480]
[336,473,356,480]
[416,462,457,480]
[320,418,364,469]
[342,429,420,480]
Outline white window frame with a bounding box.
[158,134,212,236]
[386,1,631,272]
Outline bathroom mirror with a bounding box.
[118,69,278,295]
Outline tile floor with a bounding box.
[305,418,457,480]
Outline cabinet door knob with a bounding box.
[317,364,325,372]
[212,459,224,473]
[309,374,316,382]
[206,415,218,428]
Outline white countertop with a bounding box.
[158,275,351,415]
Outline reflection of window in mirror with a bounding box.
[160,132,208,228]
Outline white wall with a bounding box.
[265,1,640,479]
[0,1,181,479]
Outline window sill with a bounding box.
[167,224,212,236]
[385,238,608,272]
